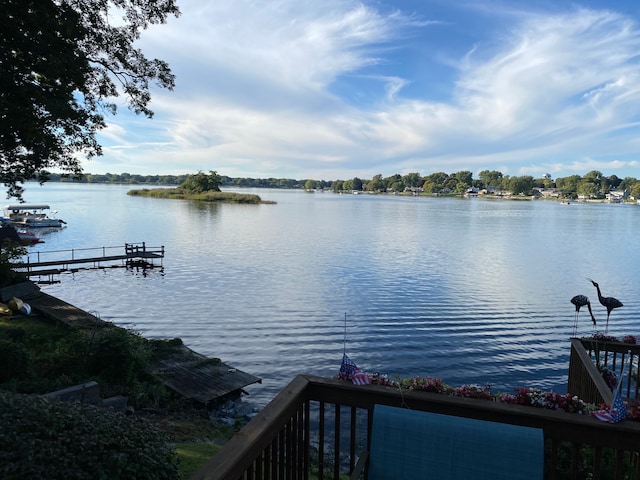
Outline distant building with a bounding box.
[607,189,629,203]
[535,188,560,198]
[465,187,479,197]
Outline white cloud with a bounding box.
[95,2,640,180]
[99,123,127,144]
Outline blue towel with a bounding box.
[368,405,544,480]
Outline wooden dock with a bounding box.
[149,344,262,405]
[13,242,164,280]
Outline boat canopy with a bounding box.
[4,204,51,211]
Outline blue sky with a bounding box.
[94,0,640,181]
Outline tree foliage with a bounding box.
[423,172,449,194]
[23,167,640,200]
[454,170,473,186]
[179,170,222,194]
[0,238,26,287]
[478,170,503,189]
[366,174,385,192]
[0,0,180,199]
[505,175,534,195]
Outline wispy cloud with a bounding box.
[97,2,640,180]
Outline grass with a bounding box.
[175,442,221,479]
[127,188,275,204]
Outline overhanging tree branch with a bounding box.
[0,0,180,200]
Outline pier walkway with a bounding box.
[13,242,164,281]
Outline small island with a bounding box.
[127,170,275,204]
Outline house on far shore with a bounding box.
[481,186,512,197]
[464,187,479,197]
[404,186,424,195]
[533,188,560,199]
[607,189,629,203]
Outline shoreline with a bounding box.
[1,281,261,409]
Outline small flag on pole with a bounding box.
[610,392,627,423]
[339,353,358,380]
[339,353,371,385]
[592,360,628,423]
[593,391,627,423]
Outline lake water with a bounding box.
[14,183,640,407]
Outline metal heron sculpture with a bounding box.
[587,278,623,334]
[570,295,596,337]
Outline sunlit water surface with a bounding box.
[18,183,640,406]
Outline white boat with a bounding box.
[3,204,66,228]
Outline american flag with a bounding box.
[610,392,627,423]
[351,372,372,385]
[592,391,627,423]
[339,353,359,380]
[339,353,371,385]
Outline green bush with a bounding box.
[0,240,27,287]
[0,391,178,479]
[0,319,178,407]
[0,340,29,382]
[87,327,151,385]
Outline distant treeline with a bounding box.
[48,170,640,199]
[51,172,308,189]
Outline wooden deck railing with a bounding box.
[193,374,640,480]
[569,337,640,406]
